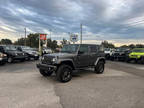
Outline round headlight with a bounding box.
[15,53,18,56]
[41,56,44,61]
[0,53,2,57]
[3,54,7,56]
[52,58,57,62]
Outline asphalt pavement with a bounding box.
[0,61,144,108]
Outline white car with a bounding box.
[104,48,115,59]
[43,48,52,54]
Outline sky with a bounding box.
[0,0,144,46]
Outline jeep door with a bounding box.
[76,45,90,67]
[89,45,99,66]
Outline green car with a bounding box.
[127,48,144,63]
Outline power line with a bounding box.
[121,19,144,30]
[127,19,144,25]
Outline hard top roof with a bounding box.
[65,44,100,46]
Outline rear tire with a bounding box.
[56,65,72,83]
[39,69,53,77]
[126,57,130,63]
[7,57,13,63]
[94,61,105,74]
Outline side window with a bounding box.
[79,45,88,54]
[0,46,3,52]
[17,47,21,51]
[90,46,97,53]
[99,45,104,52]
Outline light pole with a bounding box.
[80,24,82,44]
[24,28,26,46]
[50,29,52,39]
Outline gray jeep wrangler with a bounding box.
[37,44,105,82]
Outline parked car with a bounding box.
[42,48,52,55]
[104,48,115,60]
[111,48,130,61]
[15,46,39,60]
[37,44,105,83]
[0,52,7,65]
[0,45,26,63]
[126,48,144,63]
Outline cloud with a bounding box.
[0,0,144,46]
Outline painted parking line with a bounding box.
[84,68,135,78]
[135,67,144,70]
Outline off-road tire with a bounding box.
[39,69,53,77]
[125,57,130,63]
[140,57,144,64]
[94,61,105,74]
[56,64,72,83]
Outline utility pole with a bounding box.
[39,34,41,54]
[80,23,82,44]
[24,28,26,46]
[46,34,48,48]
[50,29,52,40]
[68,32,71,42]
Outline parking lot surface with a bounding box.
[0,61,144,108]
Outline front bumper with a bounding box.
[0,57,7,63]
[13,56,25,60]
[29,54,39,58]
[129,55,141,59]
[36,63,57,71]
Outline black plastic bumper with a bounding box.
[13,56,25,60]
[37,63,57,71]
[0,58,7,61]
[0,57,7,64]
[28,54,39,58]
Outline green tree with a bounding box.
[14,38,25,46]
[128,44,135,49]
[120,45,128,48]
[0,39,12,45]
[60,38,70,45]
[26,33,39,48]
[101,40,115,48]
[14,33,59,50]
[47,39,58,50]
[14,33,39,48]
[135,44,144,48]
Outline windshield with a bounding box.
[22,46,32,51]
[132,49,144,52]
[116,48,127,52]
[105,48,110,51]
[61,44,79,53]
[4,46,17,51]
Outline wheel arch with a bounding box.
[95,57,105,66]
[58,60,75,70]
